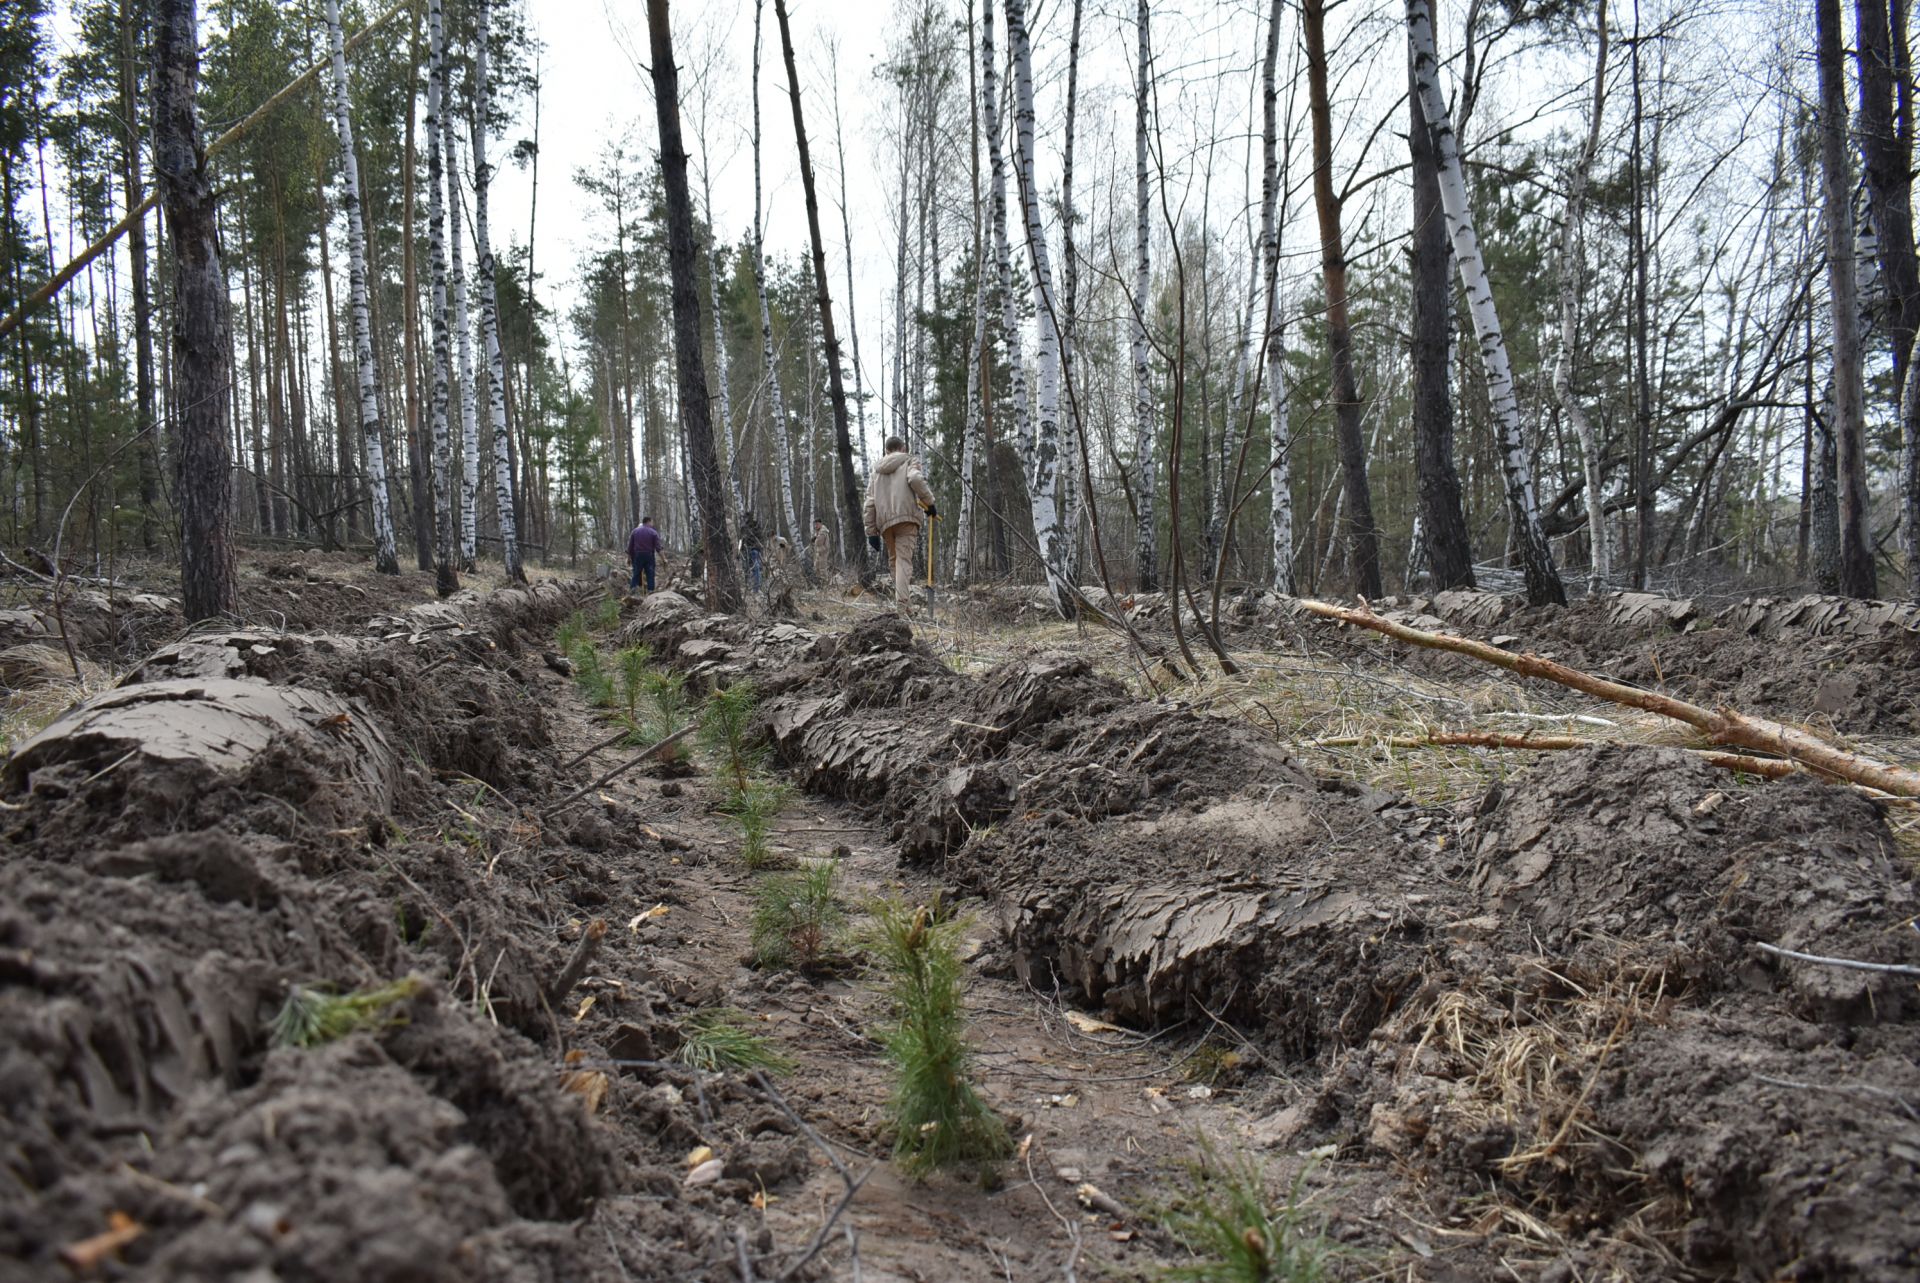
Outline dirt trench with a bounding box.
[0,575,747,1281]
[626,589,1920,1281]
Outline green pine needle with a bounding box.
[270,977,425,1049]
[1161,1139,1338,1283]
[675,1008,795,1075]
[751,861,845,971]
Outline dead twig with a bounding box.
[541,725,695,818]
[561,727,634,771]
[1753,940,1920,979]
[546,919,608,1007]
[1297,598,1920,798]
[1313,730,1806,781]
[1754,1072,1920,1122]
[748,1070,872,1283]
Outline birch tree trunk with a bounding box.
[982,0,1032,518]
[424,0,459,596]
[1304,0,1383,599]
[1816,0,1879,598]
[955,0,985,587]
[1133,0,1159,592]
[1905,329,1920,599]
[1006,0,1070,615]
[1058,0,1085,582]
[699,166,742,526]
[471,0,522,582]
[153,0,235,621]
[1258,0,1290,593]
[1406,0,1565,605]
[647,0,741,609]
[1552,0,1608,594]
[753,0,798,544]
[1409,75,1474,591]
[447,126,478,571]
[325,0,399,575]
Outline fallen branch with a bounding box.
[748,1070,875,1283]
[1297,599,1920,798]
[546,919,608,1007]
[540,725,695,818]
[1313,730,1804,780]
[1753,940,1920,979]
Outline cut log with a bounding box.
[1297,598,1920,798]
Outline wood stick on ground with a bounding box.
[1754,940,1920,978]
[1296,598,1920,798]
[58,1212,144,1272]
[546,918,607,1007]
[1313,730,1805,780]
[541,725,695,818]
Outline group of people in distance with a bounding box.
[625,436,936,613]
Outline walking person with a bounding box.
[627,515,663,593]
[810,517,832,584]
[863,436,936,612]
[739,511,766,593]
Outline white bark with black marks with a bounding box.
[424,0,459,596]
[1406,0,1564,605]
[448,126,478,572]
[982,0,1032,504]
[753,0,799,544]
[471,0,522,581]
[324,0,398,575]
[1257,0,1290,593]
[1006,0,1069,614]
[1132,0,1158,592]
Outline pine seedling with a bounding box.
[569,644,615,707]
[699,681,764,794]
[616,645,653,721]
[751,861,845,971]
[675,1008,795,1074]
[1161,1139,1337,1283]
[862,896,1010,1177]
[723,779,792,870]
[270,977,425,1049]
[593,596,623,630]
[555,610,589,657]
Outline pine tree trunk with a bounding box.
[647,0,741,610]
[1258,0,1290,593]
[1406,0,1564,605]
[471,0,522,582]
[1409,57,1474,591]
[325,0,400,574]
[153,0,234,621]
[752,0,799,545]
[1006,0,1070,615]
[1133,0,1159,592]
[119,0,161,551]
[1817,0,1880,598]
[773,0,866,581]
[1905,329,1920,599]
[1305,0,1383,599]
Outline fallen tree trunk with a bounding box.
[1297,598,1920,798]
[1314,729,1806,781]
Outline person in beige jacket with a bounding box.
[862,436,936,609]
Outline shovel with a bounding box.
[923,511,942,623]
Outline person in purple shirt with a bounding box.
[627,517,663,593]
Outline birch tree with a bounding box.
[1006,0,1070,613]
[752,0,798,543]
[955,0,985,586]
[982,0,1031,511]
[423,0,459,596]
[323,0,398,575]
[1132,0,1158,592]
[1552,0,1609,593]
[1406,0,1565,606]
[1057,0,1085,580]
[448,126,478,572]
[1257,0,1291,593]
[471,0,522,581]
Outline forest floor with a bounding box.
[2,549,1918,1282]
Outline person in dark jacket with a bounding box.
[739,512,765,593]
[627,516,663,592]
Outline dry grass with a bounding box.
[1,647,121,757]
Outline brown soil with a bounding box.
[5,566,1918,1282]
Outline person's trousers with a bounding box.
[882,524,918,608]
[629,552,655,592]
[747,548,763,592]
